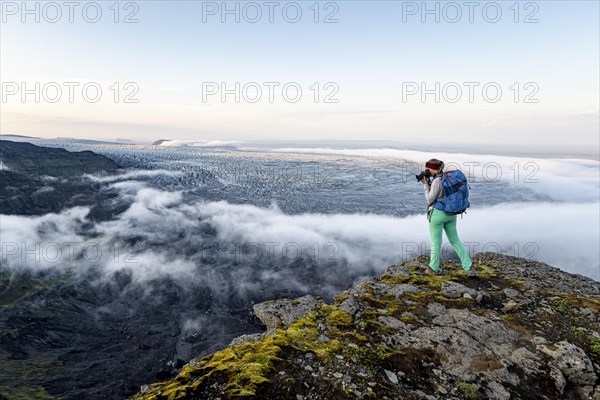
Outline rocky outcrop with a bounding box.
[132,252,600,399]
[253,295,326,330]
[227,296,325,348]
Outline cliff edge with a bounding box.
[132,252,600,400]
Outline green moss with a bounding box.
[591,337,600,357]
[361,308,385,320]
[344,331,369,342]
[333,294,349,303]
[399,315,422,325]
[317,304,336,316]
[134,328,291,399]
[458,382,478,399]
[357,292,388,309]
[549,294,600,319]
[379,274,411,285]
[311,339,343,360]
[407,274,452,290]
[555,300,568,312]
[371,345,405,362]
[572,327,600,358]
[405,290,438,303]
[356,320,368,330]
[287,320,345,361]
[326,310,353,327]
[373,296,409,315]
[282,376,296,386]
[326,327,369,345]
[434,295,474,305]
[133,300,385,397]
[474,264,499,278]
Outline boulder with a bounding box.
[253,295,325,330]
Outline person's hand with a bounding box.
[421,177,428,185]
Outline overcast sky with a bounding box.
[1,1,598,152]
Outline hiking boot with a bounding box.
[467,267,477,278]
[424,266,439,276]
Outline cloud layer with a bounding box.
[2,184,598,286]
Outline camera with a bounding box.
[415,169,431,183]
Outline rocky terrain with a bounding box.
[132,252,600,400]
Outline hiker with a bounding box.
[421,158,475,277]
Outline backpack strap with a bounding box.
[432,175,444,210]
[444,171,458,185]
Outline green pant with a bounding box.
[428,208,472,272]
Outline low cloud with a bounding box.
[2,187,598,290]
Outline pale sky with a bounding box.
[1,1,599,152]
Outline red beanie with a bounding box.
[425,161,442,169]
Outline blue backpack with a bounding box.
[433,170,470,217]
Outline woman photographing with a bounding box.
[421,158,475,277]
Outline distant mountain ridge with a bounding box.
[0,134,42,140]
[0,140,118,177]
[0,140,119,215]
